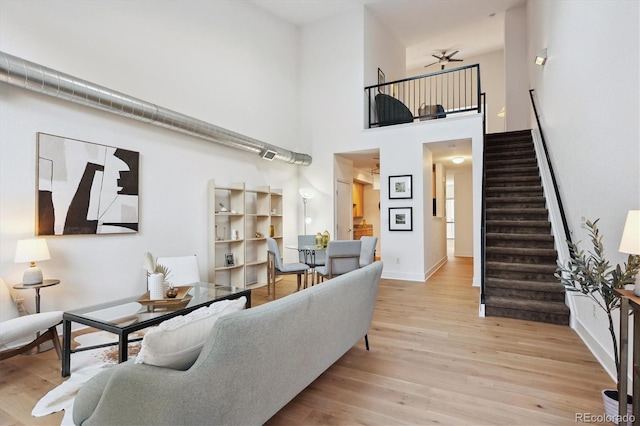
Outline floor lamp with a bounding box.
[299,188,316,235]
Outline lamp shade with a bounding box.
[620,210,640,255]
[299,187,316,200]
[14,238,50,263]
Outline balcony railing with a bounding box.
[365,64,481,128]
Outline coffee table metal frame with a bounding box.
[62,284,250,377]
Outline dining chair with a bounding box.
[297,235,326,266]
[297,235,326,287]
[267,238,309,299]
[359,236,378,267]
[315,240,362,282]
[0,277,63,361]
[156,255,201,286]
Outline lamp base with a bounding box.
[634,276,640,297]
[23,266,43,285]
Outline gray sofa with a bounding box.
[73,261,383,425]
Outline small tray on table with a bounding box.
[137,286,193,311]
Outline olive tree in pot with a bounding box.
[556,219,640,419]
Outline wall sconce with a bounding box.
[535,48,547,66]
[619,210,640,295]
[14,238,51,284]
[299,187,316,234]
[452,157,464,164]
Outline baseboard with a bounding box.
[573,317,617,383]
[424,256,448,281]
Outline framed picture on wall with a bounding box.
[378,68,385,94]
[389,174,412,199]
[36,132,139,235]
[389,207,412,231]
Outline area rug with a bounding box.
[32,330,143,425]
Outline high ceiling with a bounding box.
[252,0,526,70]
[251,0,526,173]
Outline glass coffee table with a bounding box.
[62,283,250,377]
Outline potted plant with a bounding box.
[555,219,640,418]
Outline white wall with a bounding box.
[528,0,640,380]
[454,168,473,257]
[505,6,530,131]
[0,1,302,312]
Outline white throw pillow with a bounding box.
[135,296,246,370]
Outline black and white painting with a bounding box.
[37,133,139,235]
[389,207,413,231]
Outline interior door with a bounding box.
[335,180,352,240]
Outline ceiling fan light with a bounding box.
[452,157,464,164]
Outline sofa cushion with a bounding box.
[135,296,246,370]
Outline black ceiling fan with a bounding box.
[425,50,464,70]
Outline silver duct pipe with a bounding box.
[0,51,312,166]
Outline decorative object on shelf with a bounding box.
[14,238,51,285]
[389,207,413,231]
[231,229,238,240]
[555,218,640,415]
[36,133,139,235]
[388,175,412,199]
[315,232,323,249]
[165,286,179,298]
[219,203,228,212]
[225,253,235,267]
[269,224,275,237]
[255,232,263,238]
[322,230,330,248]
[299,187,316,234]
[619,210,640,295]
[143,252,172,300]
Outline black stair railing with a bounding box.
[528,89,572,247]
[365,64,481,128]
[480,92,487,309]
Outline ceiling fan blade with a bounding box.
[432,54,442,60]
[449,59,463,62]
[425,62,439,68]
[447,50,459,59]
[441,64,445,70]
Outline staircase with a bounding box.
[483,130,569,325]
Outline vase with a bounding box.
[602,389,632,425]
[148,273,165,300]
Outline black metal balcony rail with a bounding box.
[365,64,481,128]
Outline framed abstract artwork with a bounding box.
[378,68,385,94]
[36,133,139,235]
[389,174,412,199]
[389,207,413,231]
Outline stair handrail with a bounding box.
[480,92,487,312]
[528,89,572,246]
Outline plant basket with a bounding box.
[602,389,632,425]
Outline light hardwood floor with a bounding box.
[1,256,612,425]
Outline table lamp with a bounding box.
[14,238,51,285]
[619,210,640,295]
[299,187,316,235]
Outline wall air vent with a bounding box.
[261,149,277,161]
